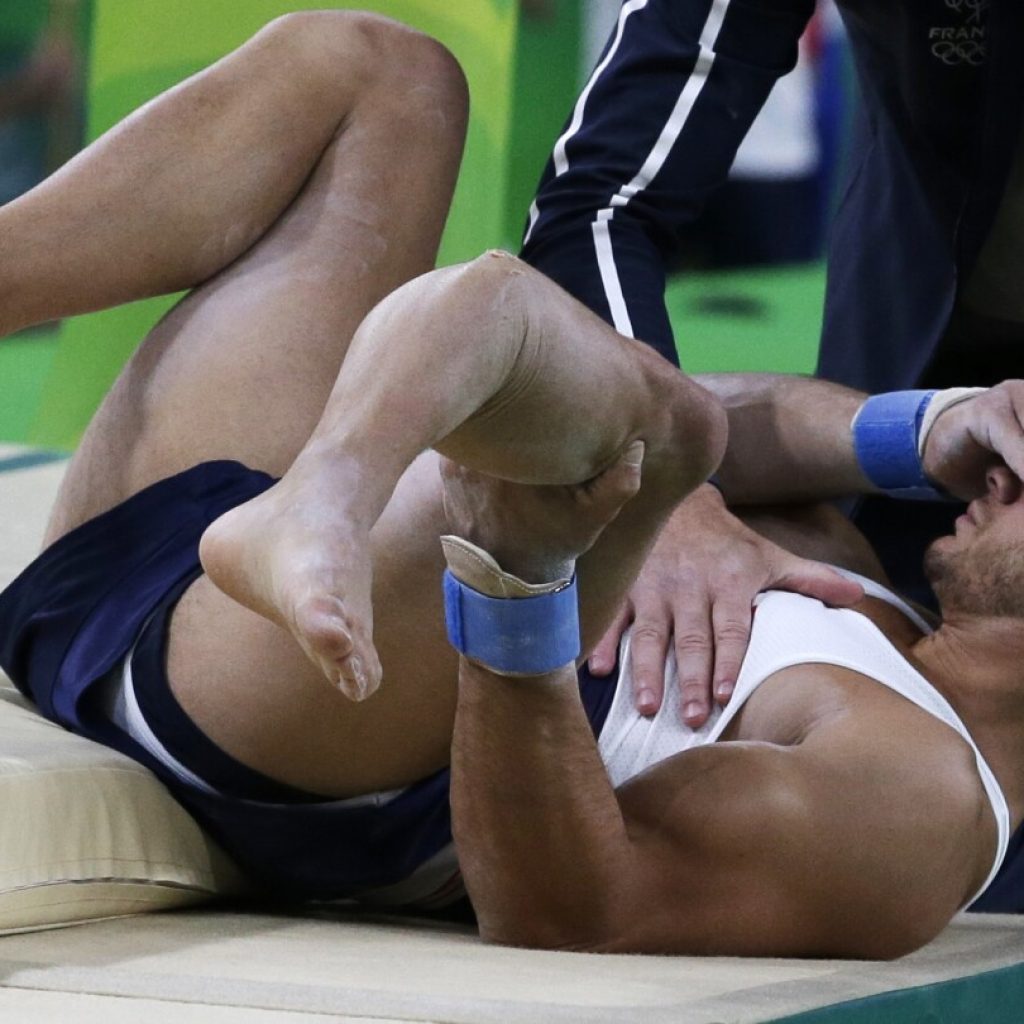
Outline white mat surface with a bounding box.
[0,909,1021,1024]
[0,447,1022,1023]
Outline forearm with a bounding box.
[699,373,874,503]
[520,0,813,366]
[450,660,634,950]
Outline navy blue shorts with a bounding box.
[0,461,615,903]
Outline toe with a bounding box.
[336,648,383,702]
[295,595,356,660]
[294,596,383,701]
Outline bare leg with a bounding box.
[43,12,466,541]
[26,13,475,797]
[200,252,726,700]
[0,12,444,337]
[27,13,721,800]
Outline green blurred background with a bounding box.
[0,0,825,451]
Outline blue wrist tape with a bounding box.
[442,570,581,675]
[852,390,943,500]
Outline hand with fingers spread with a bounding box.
[587,484,864,726]
[922,381,1024,498]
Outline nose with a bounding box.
[986,466,1023,504]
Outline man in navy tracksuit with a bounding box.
[520,0,1024,911]
[522,0,1023,385]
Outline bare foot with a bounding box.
[440,441,645,582]
[199,468,381,701]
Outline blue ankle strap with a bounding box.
[443,570,581,676]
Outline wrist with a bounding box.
[442,532,573,587]
[851,388,989,500]
[486,553,575,587]
[460,656,576,691]
[441,536,573,595]
[850,390,943,500]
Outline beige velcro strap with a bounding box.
[918,387,988,457]
[440,536,571,599]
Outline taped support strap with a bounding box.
[852,388,987,500]
[440,536,581,676]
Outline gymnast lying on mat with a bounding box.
[2,12,1024,960]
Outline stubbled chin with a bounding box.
[924,534,958,564]
[923,539,1024,618]
[922,537,959,592]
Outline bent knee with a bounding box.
[442,251,530,331]
[446,251,727,499]
[461,250,529,294]
[356,14,468,126]
[262,11,467,135]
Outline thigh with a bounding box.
[171,290,714,796]
[45,22,467,544]
[160,266,716,797]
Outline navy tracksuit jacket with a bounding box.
[519,0,1024,913]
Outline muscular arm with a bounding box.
[700,373,1024,505]
[699,373,873,503]
[451,658,983,958]
[519,0,815,362]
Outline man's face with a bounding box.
[925,467,1024,617]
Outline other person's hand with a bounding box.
[922,381,1024,498]
[587,484,864,726]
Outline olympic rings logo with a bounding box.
[930,39,987,66]
[943,0,989,25]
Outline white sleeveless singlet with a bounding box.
[598,570,1012,907]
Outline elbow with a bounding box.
[826,921,945,962]
[805,888,956,961]
[478,919,593,953]
[474,890,631,954]
[863,907,951,961]
[478,923,623,955]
